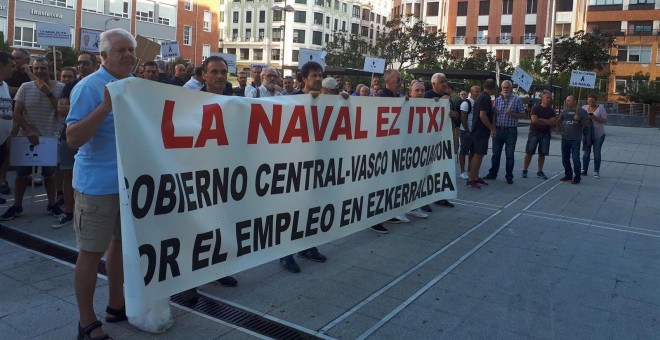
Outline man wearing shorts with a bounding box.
[522,91,556,180]
[66,28,137,340]
[467,79,497,189]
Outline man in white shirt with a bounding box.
[0,52,17,204]
[183,66,204,90]
[246,66,282,98]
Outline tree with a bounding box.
[55,47,79,68]
[445,48,515,74]
[324,31,371,69]
[623,72,660,105]
[517,57,545,83]
[372,14,447,71]
[537,29,616,79]
[0,33,10,53]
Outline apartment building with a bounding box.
[0,0,217,66]
[219,0,390,73]
[586,0,660,101]
[391,0,587,66]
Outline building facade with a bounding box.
[0,0,217,66]
[391,0,588,67]
[586,0,660,101]
[219,0,390,73]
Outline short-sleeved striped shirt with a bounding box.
[14,80,64,137]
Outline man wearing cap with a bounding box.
[321,77,340,95]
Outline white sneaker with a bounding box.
[459,171,469,180]
[406,209,428,219]
[594,172,600,179]
[394,214,411,223]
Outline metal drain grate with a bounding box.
[0,224,321,340]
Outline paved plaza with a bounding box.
[1,125,659,339]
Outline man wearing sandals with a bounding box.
[66,28,137,340]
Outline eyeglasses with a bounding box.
[77,60,91,66]
[396,77,403,83]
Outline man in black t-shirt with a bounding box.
[467,79,497,189]
[522,91,556,180]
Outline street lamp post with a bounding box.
[104,17,120,31]
[271,4,295,75]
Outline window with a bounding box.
[184,0,192,10]
[342,21,346,31]
[48,0,74,9]
[202,44,210,61]
[618,46,652,62]
[183,26,192,45]
[220,11,224,22]
[326,16,330,28]
[524,25,536,43]
[519,49,535,59]
[272,28,282,41]
[254,49,263,60]
[526,0,537,13]
[555,23,571,36]
[245,29,251,40]
[227,48,236,55]
[479,1,489,15]
[457,2,468,16]
[272,49,280,61]
[233,11,239,23]
[158,4,175,26]
[258,29,264,41]
[556,0,573,11]
[502,0,513,14]
[295,0,306,3]
[630,0,654,3]
[325,33,329,43]
[259,11,265,23]
[589,0,622,4]
[451,49,464,59]
[232,29,238,40]
[615,78,626,94]
[293,29,305,43]
[500,25,511,43]
[240,48,249,60]
[246,11,252,23]
[314,12,323,25]
[342,3,347,12]
[351,23,359,35]
[315,0,323,6]
[136,1,155,22]
[362,9,369,20]
[496,49,510,60]
[628,21,653,35]
[352,5,360,17]
[326,0,331,7]
[313,31,322,45]
[292,50,299,62]
[477,26,488,43]
[82,0,104,13]
[13,21,39,48]
[334,0,339,10]
[273,10,282,21]
[294,11,306,23]
[455,26,466,43]
[426,2,439,16]
[414,3,420,16]
[109,0,129,17]
[203,11,211,32]
[361,26,368,36]
[334,19,338,31]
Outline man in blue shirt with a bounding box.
[66,28,137,340]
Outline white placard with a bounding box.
[511,67,533,92]
[80,29,100,52]
[363,56,386,74]
[9,136,58,166]
[106,78,456,319]
[160,41,180,58]
[36,23,71,47]
[570,70,597,89]
[211,52,237,73]
[298,48,326,70]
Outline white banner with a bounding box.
[570,70,596,89]
[107,79,457,316]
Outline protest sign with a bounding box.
[161,41,180,58]
[570,70,596,89]
[363,57,386,74]
[36,23,71,47]
[9,136,58,166]
[80,29,100,52]
[512,67,533,92]
[107,79,457,319]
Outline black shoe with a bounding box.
[506,178,513,184]
[370,224,389,234]
[216,276,238,286]
[0,205,23,221]
[52,213,73,229]
[180,288,199,304]
[435,199,454,208]
[279,255,301,273]
[0,180,10,195]
[572,178,581,184]
[420,204,432,213]
[297,247,327,262]
[484,173,497,180]
[560,176,573,182]
[47,203,64,217]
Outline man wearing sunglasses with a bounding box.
[52,52,97,228]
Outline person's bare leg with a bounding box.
[523,153,532,171]
[105,238,125,311]
[55,167,63,195]
[75,250,107,338]
[63,170,74,213]
[538,155,546,172]
[13,176,29,207]
[0,150,9,183]
[459,154,466,173]
[469,155,484,181]
[44,176,58,205]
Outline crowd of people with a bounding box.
[0,27,608,340]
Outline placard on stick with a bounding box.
[363,57,385,74]
[135,35,161,63]
[10,136,58,167]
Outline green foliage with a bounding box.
[517,57,545,83]
[623,72,660,105]
[445,47,514,75]
[0,32,10,53]
[55,47,79,68]
[372,14,447,71]
[537,29,616,78]
[324,31,371,69]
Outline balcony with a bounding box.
[521,36,538,44]
[498,36,512,44]
[452,36,466,44]
[475,36,489,44]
